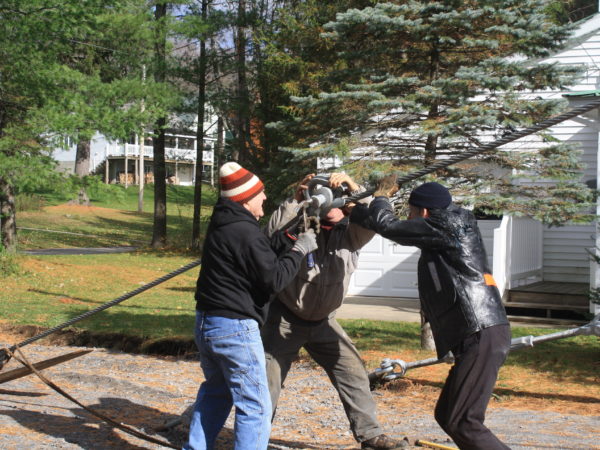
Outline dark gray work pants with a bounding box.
[434,324,512,450]
[261,303,383,443]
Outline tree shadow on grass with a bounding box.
[27,288,192,313]
[167,286,195,293]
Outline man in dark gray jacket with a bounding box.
[354,177,511,450]
[263,173,408,450]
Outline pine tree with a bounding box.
[0,0,109,251]
[252,0,374,206]
[275,0,595,225]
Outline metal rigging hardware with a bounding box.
[368,313,600,388]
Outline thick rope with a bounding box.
[348,97,600,202]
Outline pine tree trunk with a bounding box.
[74,139,91,177]
[152,118,167,248]
[235,0,250,163]
[420,311,436,351]
[191,0,209,251]
[151,2,168,249]
[0,178,17,252]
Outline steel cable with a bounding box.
[5,258,201,353]
[348,97,600,202]
[4,99,600,362]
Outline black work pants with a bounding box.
[434,324,511,450]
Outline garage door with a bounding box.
[348,234,420,298]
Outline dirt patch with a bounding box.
[1,323,598,417]
[0,324,599,449]
[45,204,130,216]
[58,297,87,305]
[0,324,196,358]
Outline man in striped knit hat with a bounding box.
[185,162,318,450]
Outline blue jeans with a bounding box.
[184,311,272,450]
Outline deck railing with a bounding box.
[105,142,214,163]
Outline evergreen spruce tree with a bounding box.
[255,0,374,206]
[275,0,595,224]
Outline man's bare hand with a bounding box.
[374,174,399,198]
[329,172,359,193]
[294,173,316,202]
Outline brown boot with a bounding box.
[361,434,409,449]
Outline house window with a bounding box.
[179,137,195,150]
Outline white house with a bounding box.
[52,110,223,187]
[346,12,600,316]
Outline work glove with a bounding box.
[292,229,318,256]
[374,174,399,198]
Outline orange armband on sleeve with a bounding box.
[483,273,497,287]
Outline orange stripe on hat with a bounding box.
[221,171,254,191]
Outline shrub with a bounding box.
[15,193,46,212]
[0,247,21,276]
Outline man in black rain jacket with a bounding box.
[352,177,511,450]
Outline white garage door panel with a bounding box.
[352,268,385,288]
[360,237,385,253]
[349,234,420,297]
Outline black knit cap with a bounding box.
[408,182,452,209]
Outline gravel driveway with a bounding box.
[0,339,598,450]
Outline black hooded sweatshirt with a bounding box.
[195,197,303,326]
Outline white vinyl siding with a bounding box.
[543,224,595,283]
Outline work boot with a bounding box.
[361,434,409,449]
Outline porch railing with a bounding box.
[105,143,214,163]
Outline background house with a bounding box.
[346,12,600,318]
[52,108,223,186]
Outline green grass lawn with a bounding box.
[2,250,597,380]
[16,184,217,250]
[1,252,198,339]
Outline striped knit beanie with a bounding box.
[219,162,265,204]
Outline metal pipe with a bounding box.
[369,314,599,386]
